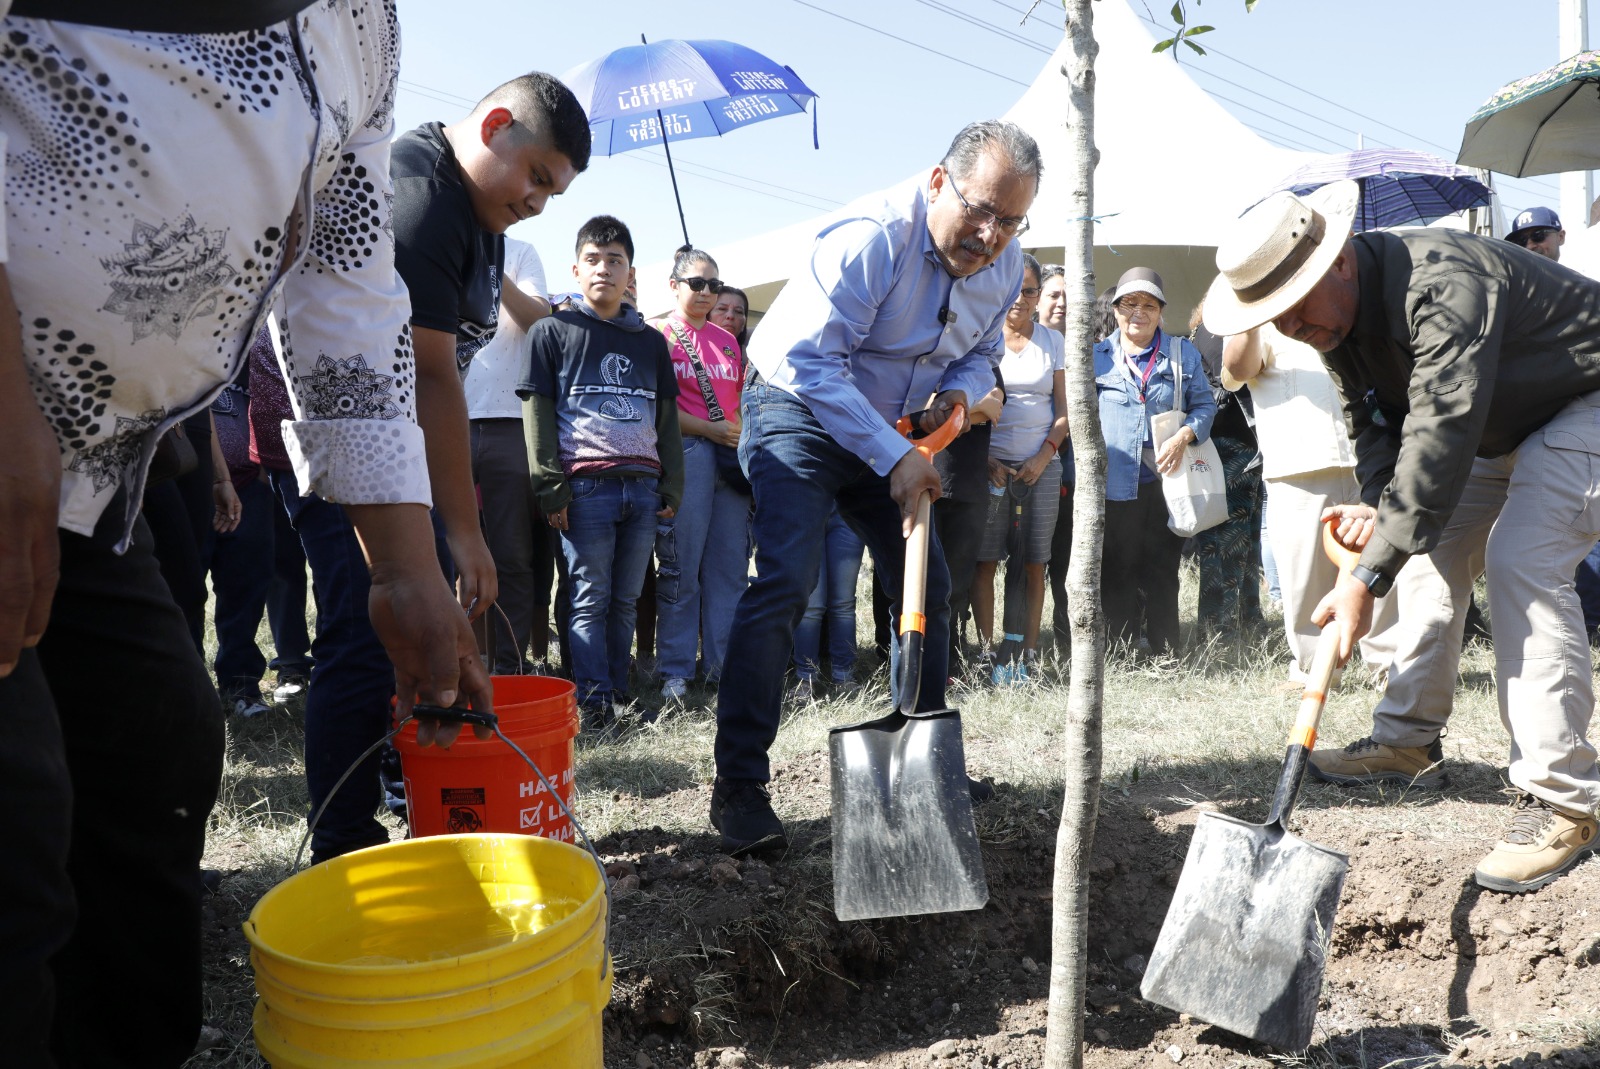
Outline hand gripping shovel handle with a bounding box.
[1266,517,1361,826]
[890,405,966,715]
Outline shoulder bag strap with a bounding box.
[667,320,727,423]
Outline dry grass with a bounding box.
[186,562,1534,1066]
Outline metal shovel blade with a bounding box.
[829,709,988,921]
[1141,811,1348,1050]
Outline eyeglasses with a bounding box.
[1019,287,1041,298]
[946,174,1030,238]
[673,276,723,293]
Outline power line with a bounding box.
[394,80,841,216]
[398,78,476,108]
[909,0,1054,52]
[786,0,1031,87]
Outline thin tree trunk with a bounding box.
[1043,2,1104,1066]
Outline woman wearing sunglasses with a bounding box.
[650,248,753,705]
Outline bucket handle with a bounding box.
[289,704,612,954]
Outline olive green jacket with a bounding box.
[1323,229,1600,579]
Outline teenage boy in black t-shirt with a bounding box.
[284,72,591,862]
[519,216,685,726]
[391,71,591,616]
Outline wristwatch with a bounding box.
[1350,564,1394,598]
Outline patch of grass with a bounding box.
[191,563,1522,1065]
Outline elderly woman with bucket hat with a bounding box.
[1095,267,1217,657]
[1203,180,1600,895]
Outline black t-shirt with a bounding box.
[390,121,504,371]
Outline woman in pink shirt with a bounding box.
[652,249,752,703]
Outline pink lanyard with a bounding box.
[1121,328,1162,404]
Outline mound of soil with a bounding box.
[596,756,1600,1069]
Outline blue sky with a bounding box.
[393,0,1571,282]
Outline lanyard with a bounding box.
[1119,328,1162,404]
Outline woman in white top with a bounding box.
[971,255,1069,681]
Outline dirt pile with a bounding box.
[597,759,1600,1069]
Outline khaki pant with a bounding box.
[1372,393,1600,818]
[1266,467,1400,683]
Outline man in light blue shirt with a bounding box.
[711,120,1042,854]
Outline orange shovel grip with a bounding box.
[1321,514,1361,576]
[895,403,967,461]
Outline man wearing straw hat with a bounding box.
[1204,180,1600,894]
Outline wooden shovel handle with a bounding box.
[1267,516,1359,824]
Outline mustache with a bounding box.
[959,236,994,257]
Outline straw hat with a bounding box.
[1202,180,1360,337]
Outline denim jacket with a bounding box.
[1094,329,1217,502]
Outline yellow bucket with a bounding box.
[245,834,611,1068]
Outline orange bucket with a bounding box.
[393,675,580,843]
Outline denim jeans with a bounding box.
[561,475,661,707]
[209,476,275,699]
[1,501,223,1069]
[656,436,752,682]
[793,509,864,682]
[269,467,393,861]
[266,473,313,680]
[716,383,953,783]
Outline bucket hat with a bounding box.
[1202,180,1359,336]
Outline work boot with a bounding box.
[1474,794,1598,894]
[1307,735,1447,788]
[710,778,788,856]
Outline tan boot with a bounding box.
[1474,794,1599,894]
[1307,735,1447,788]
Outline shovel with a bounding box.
[829,405,989,923]
[1140,518,1358,1050]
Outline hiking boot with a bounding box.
[1307,735,1447,788]
[1474,794,1599,894]
[710,778,788,856]
[661,677,689,703]
[968,775,996,805]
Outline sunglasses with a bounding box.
[673,276,723,293]
[1521,228,1557,245]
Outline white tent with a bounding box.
[639,0,1315,326]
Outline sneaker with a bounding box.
[1474,794,1598,894]
[230,696,269,719]
[788,676,817,704]
[710,778,788,855]
[1307,735,1447,789]
[272,676,308,703]
[580,701,618,740]
[661,677,689,703]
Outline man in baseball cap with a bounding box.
[1506,205,1565,262]
[1204,180,1600,895]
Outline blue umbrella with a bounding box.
[1262,148,1491,232]
[563,37,818,246]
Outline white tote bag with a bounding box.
[1148,337,1228,537]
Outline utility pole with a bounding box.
[1560,0,1594,226]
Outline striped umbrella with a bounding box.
[1459,51,1600,177]
[1262,149,1491,233]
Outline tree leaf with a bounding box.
[1183,37,1207,54]
[1183,24,1215,35]
[1152,37,1177,53]
[1245,0,1260,11]
[1170,1,1183,22]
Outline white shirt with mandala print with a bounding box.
[0,0,429,546]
